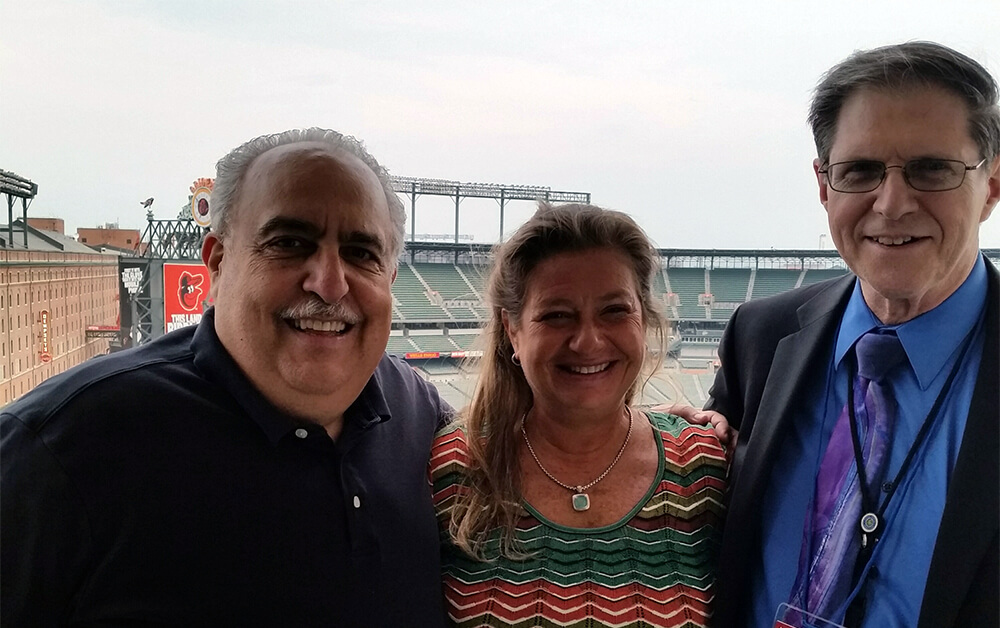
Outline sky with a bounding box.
[3,0,1000,250]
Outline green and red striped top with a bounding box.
[429,411,728,628]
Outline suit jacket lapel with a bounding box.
[918,259,1000,628]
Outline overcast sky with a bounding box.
[3,0,999,250]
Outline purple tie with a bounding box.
[790,330,908,620]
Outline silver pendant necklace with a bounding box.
[521,406,634,512]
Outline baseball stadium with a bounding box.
[3,171,999,407]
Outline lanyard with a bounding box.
[840,321,980,625]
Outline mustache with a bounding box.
[279,298,363,325]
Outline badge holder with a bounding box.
[774,603,846,628]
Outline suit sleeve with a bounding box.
[705,305,746,431]
[1,412,92,627]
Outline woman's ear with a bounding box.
[501,309,519,356]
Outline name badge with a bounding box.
[774,603,846,628]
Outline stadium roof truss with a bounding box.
[1,169,38,249]
[660,248,850,270]
[391,175,591,246]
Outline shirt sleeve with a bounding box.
[1,412,92,627]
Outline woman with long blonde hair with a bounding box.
[429,202,728,627]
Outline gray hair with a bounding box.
[809,41,1000,164]
[211,127,406,263]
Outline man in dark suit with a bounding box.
[708,42,1000,627]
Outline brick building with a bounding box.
[1,220,120,405]
[77,223,143,253]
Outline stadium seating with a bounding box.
[447,333,481,350]
[418,358,461,375]
[708,268,751,319]
[412,262,480,320]
[800,267,850,287]
[408,334,462,353]
[751,268,802,299]
[386,335,418,355]
[664,268,708,319]
[387,257,857,328]
[652,269,679,320]
[393,263,451,320]
[456,264,492,318]
[378,248,966,410]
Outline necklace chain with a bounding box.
[521,406,633,493]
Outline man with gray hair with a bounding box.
[709,42,999,627]
[1,129,449,626]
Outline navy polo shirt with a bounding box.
[1,309,450,627]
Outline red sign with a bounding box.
[164,263,212,333]
[38,310,51,362]
[404,352,440,360]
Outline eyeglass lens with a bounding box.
[827,158,968,192]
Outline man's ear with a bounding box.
[202,232,224,299]
[981,155,1000,223]
[814,158,830,210]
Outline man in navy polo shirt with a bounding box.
[2,129,450,626]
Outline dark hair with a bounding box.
[809,41,1000,164]
[450,201,667,558]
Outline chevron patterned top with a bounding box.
[429,412,728,628]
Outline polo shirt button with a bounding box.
[353,495,361,509]
[294,428,308,439]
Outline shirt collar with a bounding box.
[835,254,988,389]
[190,308,391,445]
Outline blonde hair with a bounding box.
[450,202,667,558]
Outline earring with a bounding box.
[511,354,521,366]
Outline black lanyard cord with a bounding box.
[843,328,978,627]
[848,331,974,552]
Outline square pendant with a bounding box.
[572,493,590,512]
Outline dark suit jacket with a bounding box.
[706,256,999,628]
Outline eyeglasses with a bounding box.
[819,157,988,193]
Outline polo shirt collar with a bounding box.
[835,254,988,389]
[345,363,392,430]
[190,308,391,445]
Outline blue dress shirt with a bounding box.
[749,255,988,627]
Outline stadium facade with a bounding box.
[0,220,120,405]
